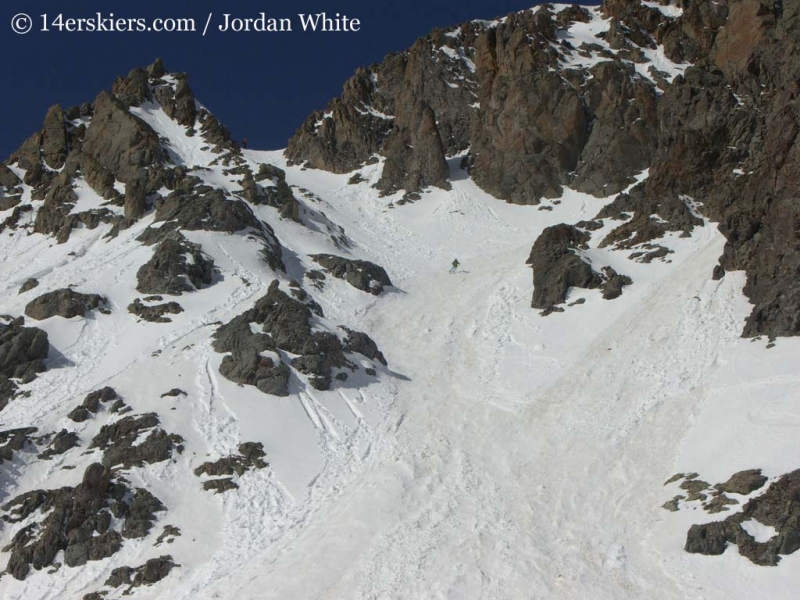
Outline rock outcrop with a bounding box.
[721,469,769,496]
[376,103,450,194]
[194,442,268,494]
[3,59,241,249]
[287,0,800,339]
[143,180,285,272]
[136,233,215,296]
[90,413,184,469]
[1,463,166,580]
[37,429,80,460]
[24,289,107,320]
[128,298,185,323]
[213,281,386,393]
[286,25,481,193]
[526,225,602,309]
[0,427,38,465]
[527,224,633,309]
[17,278,39,295]
[685,469,800,566]
[104,555,178,591]
[0,164,23,210]
[311,254,393,295]
[0,318,49,383]
[0,318,49,411]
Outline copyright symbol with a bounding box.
[11,13,32,35]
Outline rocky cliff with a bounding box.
[0,61,392,594]
[287,0,800,339]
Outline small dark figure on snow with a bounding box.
[449,258,460,274]
[242,138,249,149]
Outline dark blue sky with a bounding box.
[1,1,597,159]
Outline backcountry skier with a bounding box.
[449,258,460,274]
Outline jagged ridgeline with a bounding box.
[0,54,393,593]
[287,0,800,339]
[0,56,390,404]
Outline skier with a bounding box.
[242,138,249,149]
[449,258,460,274]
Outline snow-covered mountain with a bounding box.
[1,2,799,599]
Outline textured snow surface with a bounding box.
[2,138,798,599]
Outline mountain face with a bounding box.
[0,2,799,599]
[288,0,800,339]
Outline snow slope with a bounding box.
[182,154,799,600]
[2,56,800,600]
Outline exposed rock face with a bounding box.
[376,103,450,194]
[287,5,657,202]
[527,225,603,309]
[286,67,393,173]
[24,289,107,320]
[194,442,268,494]
[0,427,38,465]
[4,59,239,249]
[136,233,215,295]
[311,254,393,295]
[37,429,80,460]
[341,327,387,366]
[597,185,703,250]
[83,90,165,190]
[0,318,49,411]
[41,106,69,169]
[1,463,165,580]
[18,278,39,295]
[66,387,119,423]
[213,281,385,393]
[197,109,237,151]
[685,469,800,566]
[149,184,257,233]
[601,266,633,300]
[154,74,197,127]
[472,8,587,203]
[0,163,23,211]
[128,298,185,323]
[527,224,633,309]
[286,0,800,338]
[662,471,768,516]
[286,24,481,192]
[604,0,800,338]
[89,413,183,469]
[0,163,22,211]
[721,469,769,496]
[0,318,49,382]
[105,555,177,590]
[570,61,658,195]
[33,184,116,243]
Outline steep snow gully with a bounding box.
[189,153,799,600]
[2,150,799,600]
